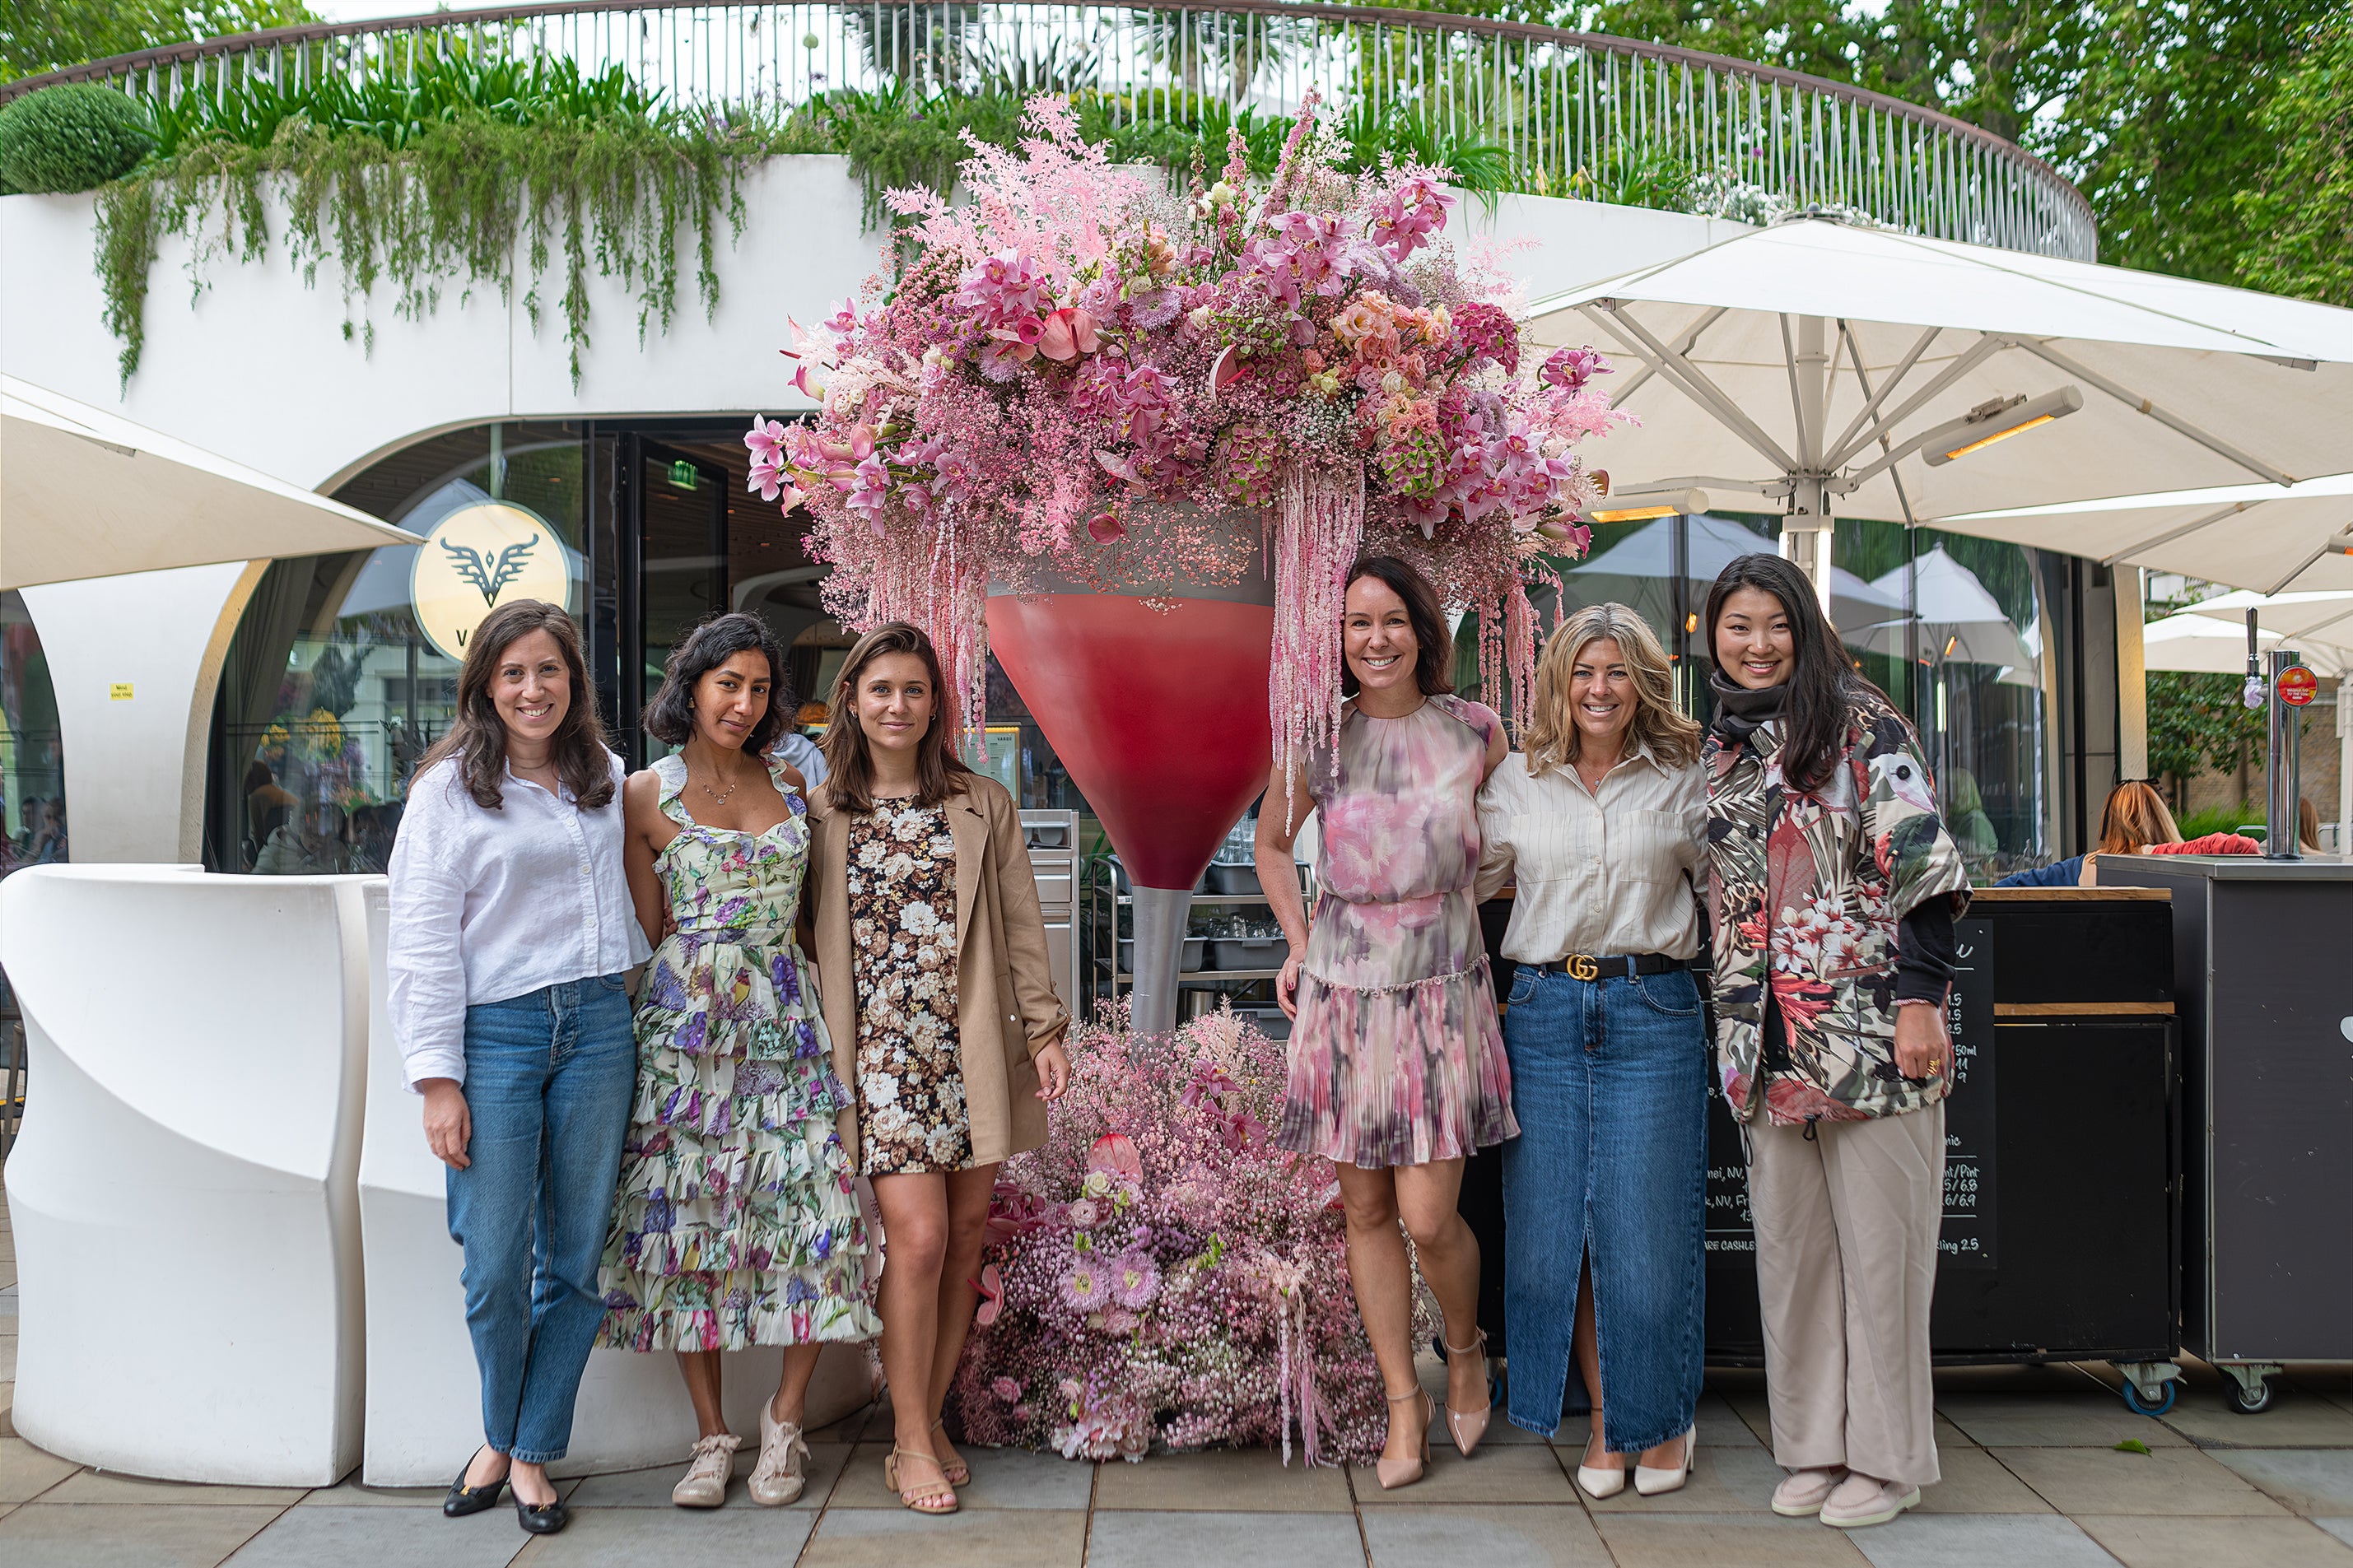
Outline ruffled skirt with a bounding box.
[1276,955,1517,1170]
[597,929,881,1351]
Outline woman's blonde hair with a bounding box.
[2098,781,2183,855]
[1523,603,1702,776]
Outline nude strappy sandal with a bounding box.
[883,1447,959,1514]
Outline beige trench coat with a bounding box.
[808,774,1069,1170]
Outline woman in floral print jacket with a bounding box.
[1699,554,1969,1533]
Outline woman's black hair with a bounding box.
[1703,551,1886,793]
[1340,555,1454,697]
[644,612,794,756]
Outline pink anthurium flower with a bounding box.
[1086,513,1127,542]
[1037,307,1101,362]
[972,1262,1004,1328]
[1088,1133,1143,1177]
[1208,343,1243,399]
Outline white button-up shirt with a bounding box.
[387,749,650,1091]
[1475,740,1708,964]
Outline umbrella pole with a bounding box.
[2265,649,2304,860]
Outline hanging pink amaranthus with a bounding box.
[748,95,1618,742]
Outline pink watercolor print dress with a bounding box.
[1277,694,1517,1169]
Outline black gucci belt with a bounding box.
[1534,952,1686,981]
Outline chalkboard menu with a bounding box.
[1940,917,1997,1268]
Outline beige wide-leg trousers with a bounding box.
[1746,1102,1945,1487]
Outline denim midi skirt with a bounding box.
[1500,962,1708,1451]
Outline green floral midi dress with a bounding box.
[597,753,880,1351]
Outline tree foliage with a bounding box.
[0,0,315,85]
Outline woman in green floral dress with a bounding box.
[598,614,880,1510]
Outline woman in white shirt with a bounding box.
[1475,603,1708,1501]
[388,599,650,1538]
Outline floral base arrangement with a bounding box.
[948,1005,1423,1464]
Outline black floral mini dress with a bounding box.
[846,800,972,1175]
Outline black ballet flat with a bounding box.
[514,1493,570,1534]
[442,1449,508,1518]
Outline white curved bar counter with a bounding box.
[0,864,371,1486]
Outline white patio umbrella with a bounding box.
[1937,472,2353,598]
[1851,545,2036,672]
[2,375,420,589]
[1525,216,2353,595]
[1564,511,1905,635]
[2139,612,2341,677]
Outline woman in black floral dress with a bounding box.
[807,623,1073,1516]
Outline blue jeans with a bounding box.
[1501,963,1708,1450]
[445,975,635,1463]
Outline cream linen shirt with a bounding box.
[1474,740,1708,964]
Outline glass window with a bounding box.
[207,423,589,873]
[1,590,66,877]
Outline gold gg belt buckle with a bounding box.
[1564,954,1601,981]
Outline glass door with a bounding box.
[634,441,728,763]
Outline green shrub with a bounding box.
[0,85,157,194]
[2175,805,2266,841]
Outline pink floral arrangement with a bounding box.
[948,1004,1424,1464]
[751,94,1615,770]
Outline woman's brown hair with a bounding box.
[819,621,972,813]
[414,599,615,812]
[2097,781,2183,856]
[1523,603,1703,775]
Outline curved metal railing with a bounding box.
[2,1,2095,259]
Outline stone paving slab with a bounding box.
[2208,1449,2353,1515]
[1590,1510,1874,1566]
[832,1440,1095,1509]
[1992,1446,2289,1517]
[1936,1394,2188,1449]
[1913,1445,2055,1514]
[510,1503,813,1563]
[1843,1512,2121,1568]
[2076,1513,2353,1568]
[222,1502,525,1568]
[800,1504,1088,1567]
[561,1445,848,1509]
[1359,1504,1614,1567]
[1091,1442,1353,1511]
[0,1501,283,1568]
[1582,1442,1784,1514]
[1086,1507,1366,1568]
[0,1435,78,1504]
[39,1471,308,1507]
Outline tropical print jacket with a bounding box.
[1703,693,1970,1125]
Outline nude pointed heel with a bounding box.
[1376,1389,1434,1491]
[1441,1329,1493,1458]
[1576,1431,1628,1500]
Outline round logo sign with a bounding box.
[2278,664,2319,707]
[408,501,574,659]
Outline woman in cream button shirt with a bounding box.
[1475,602,1708,1501]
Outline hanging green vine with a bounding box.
[91,47,826,387]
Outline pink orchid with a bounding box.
[1540,345,1610,391]
[743,417,789,464]
[824,298,859,335]
[978,336,1036,382]
[1037,307,1101,362]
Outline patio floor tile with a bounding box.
[510,1504,813,1563]
[2163,1393,2353,1450]
[2208,1449,2353,1514]
[0,1436,79,1503]
[1992,1447,2287,1517]
[1591,1510,1873,1566]
[1086,1508,1365,1568]
[1091,1444,1352,1511]
[1360,1503,1613,1567]
[1936,1394,2188,1449]
[296,1479,459,1507]
[799,1505,1087,1567]
[1352,1442,1576,1505]
[2076,1514,2353,1567]
[1846,1512,2121,1568]
[0,1502,282,1567]
[828,1440,1093,1509]
[222,1500,530,1566]
[38,1471,307,1507]
[1914,1445,2055,1514]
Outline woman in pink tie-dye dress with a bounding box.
[1254,555,1514,1490]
